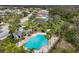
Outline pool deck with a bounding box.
[31,32,46,37]
[34,35,59,53]
[16,32,59,53]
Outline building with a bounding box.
[0,10,7,16]
[35,10,49,22]
[0,23,10,40]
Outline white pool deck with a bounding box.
[31,33,46,37]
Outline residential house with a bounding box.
[35,10,49,23]
[0,23,10,40]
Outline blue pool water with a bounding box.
[24,35,48,50]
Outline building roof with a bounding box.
[37,10,48,17]
[0,23,9,40]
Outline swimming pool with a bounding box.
[24,35,48,50]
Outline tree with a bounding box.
[0,36,25,53]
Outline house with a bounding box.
[35,10,49,22]
[0,23,10,40]
[0,10,7,16]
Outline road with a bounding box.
[20,10,36,24]
[20,13,32,24]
